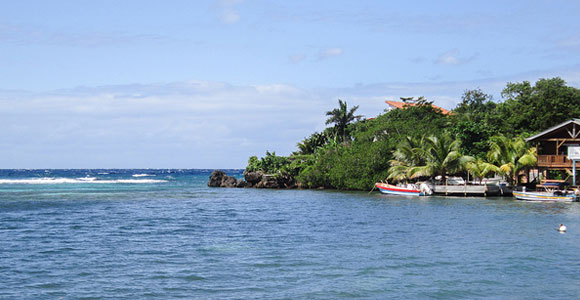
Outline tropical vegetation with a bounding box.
[244,77,580,190]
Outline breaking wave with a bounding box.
[0,178,168,184]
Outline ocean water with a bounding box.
[1,169,580,299]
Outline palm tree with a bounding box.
[407,134,473,181]
[487,135,537,186]
[296,132,328,155]
[465,158,499,184]
[387,136,426,182]
[325,99,363,143]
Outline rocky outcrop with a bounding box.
[236,179,250,188]
[208,170,226,187]
[208,170,298,189]
[221,175,237,187]
[208,170,241,188]
[255,174,280,188]
[244,170,263,185]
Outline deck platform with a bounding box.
[433,184,502,196]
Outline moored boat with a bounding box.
[512,190,578,202]
[375,182,432,196]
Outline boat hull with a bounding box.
[513,191,577,202]
[375,183,424,196]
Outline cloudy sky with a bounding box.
[1,0,580,168]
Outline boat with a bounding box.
[512,190,578,202]
[375,182,432,196]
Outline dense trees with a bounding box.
[451,89,498,158]
[497,77,580,136]
[245,77,580,190]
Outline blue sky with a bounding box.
[1,0,580,168]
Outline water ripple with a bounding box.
[1,171,580,299]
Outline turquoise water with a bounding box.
[1,169,580,299]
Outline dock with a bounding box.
[432,184,503,196]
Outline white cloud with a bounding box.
[557,35,580,48]
[289,54,306,64]
[317,47,343,60]
[0,23,170,47]
[216,0,243,24]
[435,49,477,65]
[220,10,240,24]
[2,66,580,168]
[0,81,326,168]
[552,35,580,55]
[436,49,461,65]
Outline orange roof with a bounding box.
[385,100,451,115]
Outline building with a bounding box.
[385,100,452,115]
[526,119,580,185]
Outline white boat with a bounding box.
[512,190,578,202]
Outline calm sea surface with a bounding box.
[1,169,579,299]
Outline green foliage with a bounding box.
[465,159,499,184]
[547,170,566,180]
[295,131,328,155]
[354,99,451,145]
[387,136,426,182]
[286,97,452,190]
[246,156,261,173]
[486,135,537,185]
[452,120,495,158]
[389,133,473,182]
[243,77,579,191]
[245,151,291,174]
[325,99,363,143]
[295,141,392,190]
[451,89,498,157]
[453,89,496,118]
[498,77,580,136]
[279,155,311,178]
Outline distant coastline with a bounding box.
[220,78,580,192]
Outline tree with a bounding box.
[451,89,498,158]
[387,136,426,182]
[245,151,291,174]
[486,135,537,186]
[295,131,328,155]
[453,89,495,118]
[465,158,499,184]
[498,77,580,136]
[325,99,363,143]
[407,134,473,181]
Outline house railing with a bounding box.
[536,155,577,168]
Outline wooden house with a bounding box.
[526,119,580,185]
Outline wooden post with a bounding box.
[574,160,577,187]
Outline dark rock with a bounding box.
[208,170,241,188]
[208,170,226,187]
[221,176,238,188]
[211,169,300,189]
[244,171,263,185]
[236,179,249,188]
[276,174,295,188]
[259,175,280,188]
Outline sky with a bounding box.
[1,0,580,169]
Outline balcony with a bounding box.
[536,155,580,168]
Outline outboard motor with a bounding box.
[420,183,433,195]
